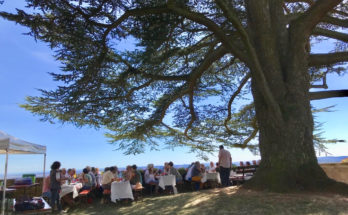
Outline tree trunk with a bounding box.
[246,86,332,191]
[246,50,333,192]
[241,0,339,192]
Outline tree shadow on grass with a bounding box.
[68,186,348,215]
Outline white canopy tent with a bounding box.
[0,130,46,215]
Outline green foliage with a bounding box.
[313,106,346,155]
[0,0,346,157]
[177,168,187,176]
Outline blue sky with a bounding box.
[0,1,347,174]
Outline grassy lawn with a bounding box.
[67,187,348,215]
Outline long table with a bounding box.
[8,184,40,196]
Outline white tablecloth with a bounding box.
[60,183,82,199]
[158,175,177,194]
[201,172,221,184]
[111,180,134,202]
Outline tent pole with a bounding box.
[1,149,9,215]
[42,153,46,192]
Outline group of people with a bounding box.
[45,145,233,213]
[184,145,232,188]
[43,162,103,213]
[100,165,143,190]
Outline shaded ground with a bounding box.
[68,187,348,215]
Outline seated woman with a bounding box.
[168,161,182,183]
[200,164,206,173]
[124,165,134,181]
[185,163,195,181]
[163,162,169,175]
[80,168,93,192]
[60,168,68,184]
[191,161,203,190]
[129,165,142,189]
[144,164,158,184]
[144,164,158,193]
[208,162,216,173]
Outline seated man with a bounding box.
[101,166,117,190]
[80,168,93,192]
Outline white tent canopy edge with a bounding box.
[0,130,46,215]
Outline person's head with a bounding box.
[126,165,132,171]
[86,166,91,172]
[168,161,174,168]
[83,168,88,174]
[91,167,96,173]
[110,166,117,173]
[72,168,76,174]
[104,167,110,172]
[195,161,200,168]
[51,161,61,170]
[216,162,219,167]
[147,164,154,170]
[219,145,224,150]
[210,161,214,167]
[67,169,73,176]
[132,165,137,170]
[61,168,66,175]
[95,168,99,174]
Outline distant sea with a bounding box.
[1,156,347,179]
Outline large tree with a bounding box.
[1,0,348,191]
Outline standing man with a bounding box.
[218,145,232,187]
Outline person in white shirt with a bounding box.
[144,164,158,184]
[208,161,216,173]
[218,145,232,187]
[144,164,158,193]
[101,166,117,190]
[185,163,195,181]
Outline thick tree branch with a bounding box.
[309,52,348,67]
[184,45,228,137]
[230,117,258,149]
[137,45,228,137]
[224,72,251,133]
[217,0,284,123]
[312,28,348,42]
[322,16,348,28]
[293,0,342,36]
[167,0,250,64]
[310,90,348,100]
[103,6,171,39]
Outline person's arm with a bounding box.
[55,171,61,182]
[218,151,222,165]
